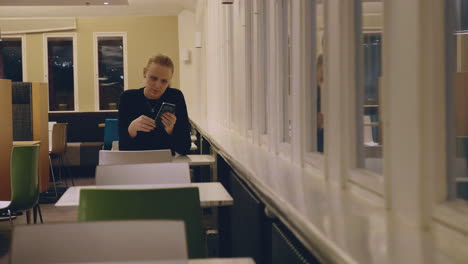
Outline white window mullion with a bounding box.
[251,0,261,145]
[266,0,279,154]
[21,35,27,82]
[289,0,303,165]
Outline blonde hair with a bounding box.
[145,54,174,73]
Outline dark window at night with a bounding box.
[97,36,124,110]
[1,38,23,82]
[47,37,75,111]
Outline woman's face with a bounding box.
[143,63,173,100]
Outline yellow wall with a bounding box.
[25,16,179,112]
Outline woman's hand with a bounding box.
[128,115,156,138]
[161,112,177,135]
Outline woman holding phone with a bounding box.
[118,54,191,154]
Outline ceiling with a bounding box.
[0,0,196,17]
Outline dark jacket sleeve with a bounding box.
[171,90,191,155]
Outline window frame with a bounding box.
[276,0,293,159]
[1,34,27,82]
[43,32,79,112]
[254,0,269,150]
[244,0,254,136]
[93,32,128,112]
[345,1,384,196]
[303,0,325,170]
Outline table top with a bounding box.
[55,182,233,208]
[13,141,41,146]
[173,154,216,166]
[190,258,254,264]
[64,258,254,264]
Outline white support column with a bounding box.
[290,0,306,165]
[266,0,280,154]
[326,0,354,185]
[383,0,445,226]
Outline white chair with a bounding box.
[363,116,379,146]
[10,220,188,264]
[48,121,56,152]
[98,149,172,165]
[190,142,198,151]
[111,140,119,151]
[95,162,191,185]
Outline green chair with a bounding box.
[0,145,41,225]
[78,187,205,258]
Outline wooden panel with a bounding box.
[454,73,468,136]
[0,80,13,200]
[32,82,50,192]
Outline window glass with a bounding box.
[97,36,125,111]
[357,1,383,174]
[47,37,75,111]
[315,1,325,153]
[1,38,23,82]
[448,1,468,200]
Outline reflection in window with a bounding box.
[448,2,468,200]
[1,38,23,82]
[363,33,382,151]
[97,36,125,110]
[47,37,75,111]
[357,2,383,174]
[316,1,325,153]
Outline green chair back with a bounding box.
[78,187,205,258]
[8,145,40,211]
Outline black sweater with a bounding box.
[118,87,191,155]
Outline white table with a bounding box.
[55,182,233,208]
[190,258,255,264]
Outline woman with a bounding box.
[118,54,191,154]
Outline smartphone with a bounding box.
[155,102,176,127]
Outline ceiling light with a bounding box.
[104,2,109,5]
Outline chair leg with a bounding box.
[33,206,37,224]
[49,155,58,198]
[7,209,12,226]
[34,204,43,224]
[63,155,75,186]
[26,209,31,224]
[59,156,68,188]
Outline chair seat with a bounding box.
[0,201,12,210]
